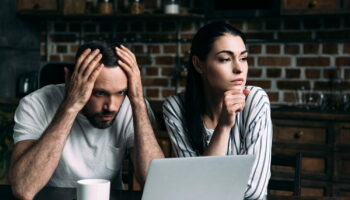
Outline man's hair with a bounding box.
[75,40,119,68]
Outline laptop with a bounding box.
[141,155,256,200]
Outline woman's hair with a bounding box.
[185,21,247,154]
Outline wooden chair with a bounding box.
[268,153,302,196]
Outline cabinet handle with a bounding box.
[294,131,304,139]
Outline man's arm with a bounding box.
[9,49,103,200]
[116,45,164,185]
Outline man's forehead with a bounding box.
[94,67,128,90]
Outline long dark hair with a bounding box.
[185,22,247,154]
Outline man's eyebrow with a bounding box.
[215,50,248,56]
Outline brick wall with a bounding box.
[40,15,350,106]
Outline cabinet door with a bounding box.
[334,153,350,181]
[333,183,350,196]
[281,0,341,14]
[301,180,330,196]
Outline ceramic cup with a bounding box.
[77,179,110,200]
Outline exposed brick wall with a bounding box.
[40,15,350,106]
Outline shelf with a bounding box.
[17,11,205,20]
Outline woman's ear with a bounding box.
[192,56,204,74]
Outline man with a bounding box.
[8,41,164,200]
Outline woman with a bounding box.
[163,22,272,199]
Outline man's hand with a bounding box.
[218,88,250,128]
[115,45,144,103]
[64,48,104,112]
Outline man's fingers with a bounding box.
[120,44,136,61]
[82,53,102,78]
[116,47,137,69]
[117,60,132,77]
[76,48,91,73]
[88,63,104,82]
[79,49,100,74]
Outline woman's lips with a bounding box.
[231,78,244,85]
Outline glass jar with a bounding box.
[130,0,144,14]
[99,0,113,14]
[164,0,179,14]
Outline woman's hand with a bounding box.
[63,48,104,112]
[218,88,250,128]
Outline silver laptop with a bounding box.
[141,155,256,200]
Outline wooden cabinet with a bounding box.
[281,0,350,14]
[272,110,350,197]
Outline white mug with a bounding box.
[77,179,110,200]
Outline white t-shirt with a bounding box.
[13,84,151,189]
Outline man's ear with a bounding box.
[192,56,204,74]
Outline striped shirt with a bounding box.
[162,86,272,200]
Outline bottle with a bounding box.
[164,0,179,14]
[130,0,144,14]
[99,0,113,14]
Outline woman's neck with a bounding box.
[202,83,223,129]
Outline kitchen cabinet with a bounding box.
[281,0,350,15]
[272,110,350,196]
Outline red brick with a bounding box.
[314,81,332,91]
[336,57,350,66]
[267,68,281,77]
[137,56,152,65]
[247,57,255,66]
[116,23,128,32]
[70,44,79,53]
[278,32,312,40]
[162,67,173,76]
[146,88,159,98]
[99,23,113,32]
[286,69,300,78]
[297,57,330,66]
[284,19,300,30]
[180,34,195,40]
[51,34,77,42]
[345,69,350,79]
[156,56,176,65]
[265,20,281,30]
[141,33,175,41]
[247,21,263,30]
[146,67,159,76]
[284,92,296,103]
[303,19,321,29]
[323,44,338,54]
[303,44,319,54]
[277,81,310,90]
[132,45,144,54]
[246,32,274,40]
[163,45,177,54]
[248,69,262,77]
[323,69,340,79]
[69,23,81,32]
[181,22,194,32]
[344,44,350,54]
[305,69,321,79]
[228,20,243,30]
[267,92,279,102]
[54,23,66,32]
[248,45,262,54]
[316,31,350,40]
[148,45,160,54]
[285,45,300,55]
[181,44,191,55]
[50,55,60,62]
[162,89,176,98]
[142,78,168,86]
[258,57,291,66]
[63,55,75,62]
[246,80,271,89]
[266,45,280,54]
[57,45,67,53]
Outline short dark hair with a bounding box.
[185,22,247,154]
[75,40,119,67]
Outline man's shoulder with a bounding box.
[20,84,65,107]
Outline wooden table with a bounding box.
[1,184,350,200]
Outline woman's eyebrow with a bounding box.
[215,50,248,56]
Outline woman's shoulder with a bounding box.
[163,93,186,116]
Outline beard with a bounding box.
[82,109,117,129]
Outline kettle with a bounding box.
[17,72,38,98]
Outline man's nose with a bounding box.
[103,96,118,112]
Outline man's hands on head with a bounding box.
[64,48,104,113]
[115,45,144,104]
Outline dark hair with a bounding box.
[75,40,119,69]
[185,21,247,154]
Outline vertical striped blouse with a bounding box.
[162,86,272,200]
